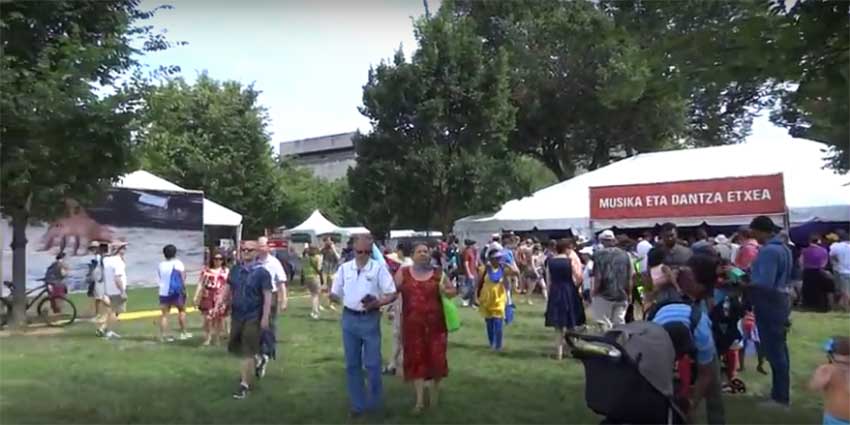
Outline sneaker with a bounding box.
[95,329,105,338]
[310,312,320,320]
[318,305,326,312]
[161,336,176,343]
[104,330,121,339]
[232,384,249,400]
[328,304,337,311]
[178,332,193,341]
[461,299,470,307]
[255,354,268,379]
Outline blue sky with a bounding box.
[139,0,792,152]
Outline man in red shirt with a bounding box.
[460,240,479,307]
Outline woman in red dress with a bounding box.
[192,250,229,346]
[395,243,457,414]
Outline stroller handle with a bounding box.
[564,331,625,360]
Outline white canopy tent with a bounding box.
[455,139,850,242]
[116,170,243,228]
[287,210,342,243]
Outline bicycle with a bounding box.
[0,279,77,328]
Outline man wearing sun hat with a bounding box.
[748,215,793,410]
[591,229,633,330]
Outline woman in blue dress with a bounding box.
[544,238,586,359]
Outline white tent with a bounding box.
[455,139,850,241]
[116,170,243,227]
[288,210,342,241]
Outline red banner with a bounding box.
[590,174,785,220]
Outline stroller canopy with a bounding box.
[607,321,676,397]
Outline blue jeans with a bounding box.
[485,317,503,349]
[462,276,476,302]
[341,310,383,413]
[752,287,791,405]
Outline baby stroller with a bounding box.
[566,321,687,424]
[711,272,748,394]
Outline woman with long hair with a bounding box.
[193,249,229,346]
[395,243,457,414]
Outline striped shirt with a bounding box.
[651,303,716,365]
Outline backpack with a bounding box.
[45,262,64,284]
[86,256,105,285]
[168,265,184,297]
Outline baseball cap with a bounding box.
[488,249,504,259]
[599,230,616,241]
[749,215,780,233]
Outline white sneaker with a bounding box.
[328,304,337,311]
[105,331,121,339]
[318,305,326,312]
[310,312,320,320]
[461,300,470,307]
[178,332,192,341]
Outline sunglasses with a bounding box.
[355,250,371,255]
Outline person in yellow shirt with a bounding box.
[477,249,519,351]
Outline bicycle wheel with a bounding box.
[0,298,10,328]
[38,296,77,327]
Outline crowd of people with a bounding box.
[51,217,848,425]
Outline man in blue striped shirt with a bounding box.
[652,254,725,424]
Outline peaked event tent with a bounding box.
[288,210,342,239]
[454,139,850,242]
[117,170,243,228]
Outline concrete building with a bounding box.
[279,132,357,180]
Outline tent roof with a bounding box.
[289,210,341,235]
[116,170,243,227]
[455,139,849,235]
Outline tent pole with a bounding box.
[236,224,243,251]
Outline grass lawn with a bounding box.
[0,286,846,424]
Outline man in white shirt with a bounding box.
[829,229,850,310]
[98,242,128,339]
[156,244,191,342]
[330,235,397,418]
[254,236,288,377]
[256,237,288,311]
[636,231,654,273]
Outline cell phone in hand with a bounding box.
[361,294,376,307]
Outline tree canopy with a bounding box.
[348,10,535,236]
[451,0,689,179]
[0,0,176,326]
[138,73,353,235]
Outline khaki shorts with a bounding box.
[836,273,850,295]
[108,295,127,314]
[228,319,261,357]
[304,276,321,296]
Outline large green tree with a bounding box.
[0,1,174,326]
[768,0,849,171]
[601,0,848,170]
[452,0,688,180]
[349,11,529,236]
[138,74,286,236]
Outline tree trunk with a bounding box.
[10,214,28,328]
